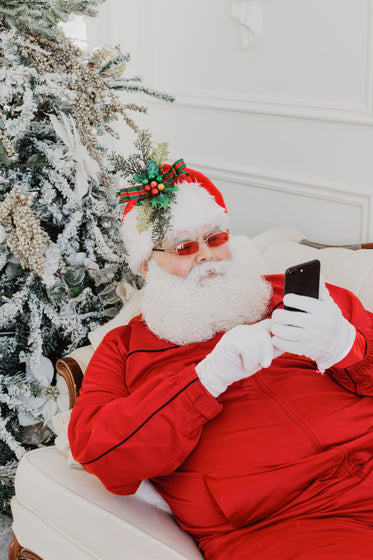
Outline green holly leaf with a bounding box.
[134,173,147,184]
[151,193,169,209]
[147,161,159,176]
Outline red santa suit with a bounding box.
[68,275,373,559]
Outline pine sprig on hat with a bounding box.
[111,129,153,182]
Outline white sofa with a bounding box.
[9,227,373,560]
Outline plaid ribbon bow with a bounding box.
[163,159,187,186]
[119,159,188,205]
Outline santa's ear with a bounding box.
[140,259,149,277]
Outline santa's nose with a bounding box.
[196,241,214,263]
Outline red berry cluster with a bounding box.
[143,173,166,197]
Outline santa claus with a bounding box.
[69,158,373,559]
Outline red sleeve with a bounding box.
[68,326,222,495]
[326,284,373,396]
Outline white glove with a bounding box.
[271,283,356,373]
[196,320,274,397]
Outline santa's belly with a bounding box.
[155,357,373,536]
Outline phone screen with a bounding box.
[284,259,320,311]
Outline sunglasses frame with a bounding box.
[153,231,229,257]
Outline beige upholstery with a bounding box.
[10,227,373,560]
[254,227,373,310]
[12,447,202,560]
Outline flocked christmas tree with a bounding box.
[0,0,173,514]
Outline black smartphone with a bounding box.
[284,259,320,311]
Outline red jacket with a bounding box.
[68,275,373,559]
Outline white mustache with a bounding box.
[188,260,228,283]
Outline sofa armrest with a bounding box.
[56,345,94,408]
[56,357,83,409]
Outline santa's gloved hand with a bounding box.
[271,283,356,373]
[196,320,274,397]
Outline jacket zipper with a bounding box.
[254,374,323,454]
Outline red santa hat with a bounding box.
[120,166,230,274]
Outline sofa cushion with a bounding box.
[254,237,373,312]
[14,447,203,560]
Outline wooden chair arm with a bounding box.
[301,239,373,250]
[56,356,84,409]
[9,532,44,560]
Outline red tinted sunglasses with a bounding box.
[153,231,229,256]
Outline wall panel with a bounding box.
[87,0,373,243]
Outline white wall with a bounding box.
[87,0,373,244]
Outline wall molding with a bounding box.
[187,160,373,241]
[150,1,373,125]
[163,91,373,125]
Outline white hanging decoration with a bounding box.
[48,112,100,198]
[17,356,69,428]
[42,242,62,286]
[231,0,263,48]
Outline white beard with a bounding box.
[141,236,273,345]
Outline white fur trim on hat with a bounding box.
[120,181,230,275]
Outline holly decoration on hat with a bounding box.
[114,130,189,241]
[132,159,180,208]
[119,155,186,210]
